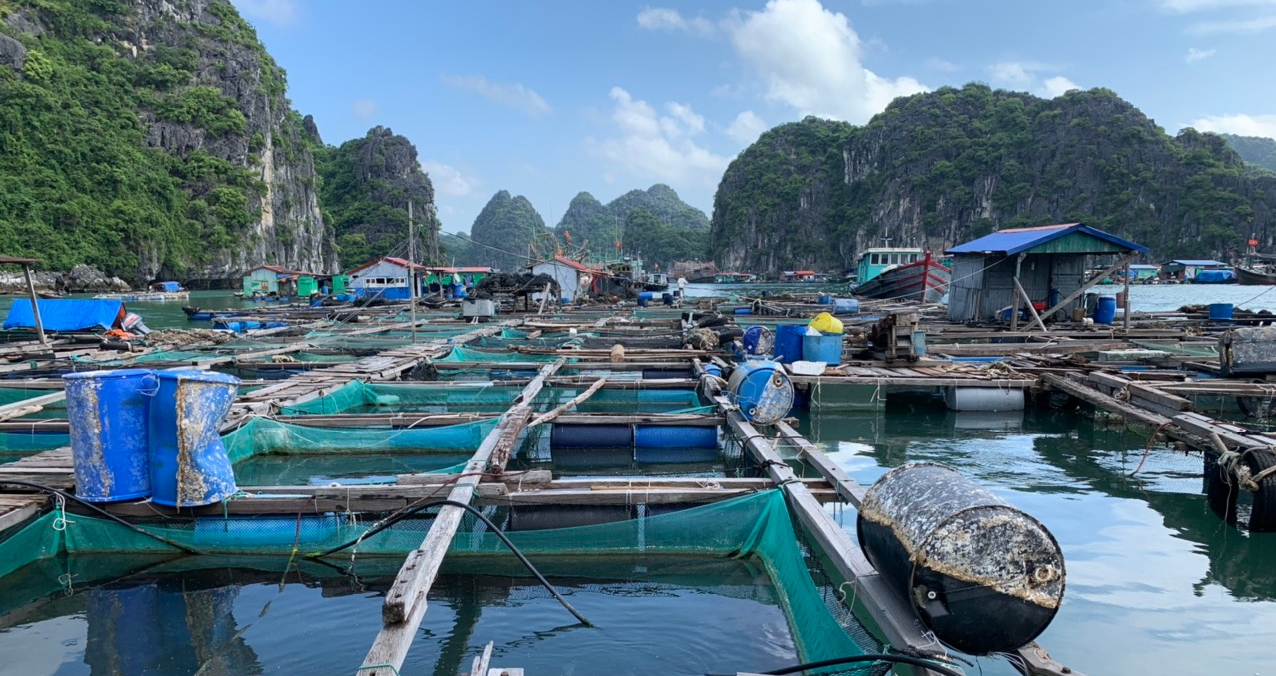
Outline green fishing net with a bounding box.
[0,490,872,669]
[220,416,497,463]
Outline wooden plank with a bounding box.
[359,359,549,676]
[1041,373,1169,428]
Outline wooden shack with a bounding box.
[946,223,1148,327]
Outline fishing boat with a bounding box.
[1236,266,1276,285]
[851,251,951,303]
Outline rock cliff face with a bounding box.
[0,0,336,283]
[318,126,440,267]
[711,85,1276,274]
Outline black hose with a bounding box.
[307,498,592,627]
[707,653,967,676]
[0,479,202,554]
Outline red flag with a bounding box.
[615,241,621,250]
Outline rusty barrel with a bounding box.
[856,463,1065,655]
[149,369,240,507]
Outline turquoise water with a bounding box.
[796,398,1276,676]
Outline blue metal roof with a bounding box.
[946,223,1149,256]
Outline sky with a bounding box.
[232,0,1276,236]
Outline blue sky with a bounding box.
[233,0,1276,236]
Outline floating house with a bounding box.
[1125,264,1161,282]
[241,265,321,298]
[346,257,423,300]
[1161,259,1230,282]
[527,255,601,303]
[946,223,1149,326]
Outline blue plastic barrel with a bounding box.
[833,298,860,315]
[63,369,157,502]
[634,425,718,449]
[453,284,467,299]
[743,326,766,355]
[803,332,844,365]
[1093,296,1117,325]
[733,307,753,315]
[636,295,650,307]
[149,369,241,507]
[726,361,794,425]
[1209,303,1234,320]
[817,294,832,305]
[772,324,806,363]
[704,363,723,379]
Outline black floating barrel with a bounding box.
[856,463,1065,656]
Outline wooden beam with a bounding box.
[358,358,559,676]
[1014,276,1049,333]
[22,265,46,347]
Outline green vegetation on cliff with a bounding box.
[0,0,337,282]
[467,190,547,271]
[317,126,440,267]
[712,85,1276,274]
[1221,133,1276,174]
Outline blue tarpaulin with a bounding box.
[3,299,124,331]
[157,281,181,292]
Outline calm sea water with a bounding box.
[797,399,1276,676]
[0,557,793,676]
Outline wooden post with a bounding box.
[408,199,417,344]
[1122,261,1131,331]
[22,265,46,347]
[1010,253,1024,331]
[1013,277,1049,333]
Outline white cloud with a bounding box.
[441,75,551,118]
[588,87,729,187]
[726,0,925,123]
[1158,0,1276,11]
[1185,47,1217,61]
[1041,76,1079,98]
[1188,14,1276,33]
[636,7,716,35]
[726,110,769,144]
[421,161,478,198]
[989,61,1035,88]
[925,58,960,72]
[1190,113,1276,138]
[351,99,378,122]
[232,0,299,26]
[988,62,1078,98]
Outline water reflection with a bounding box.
[797,399,1276,605]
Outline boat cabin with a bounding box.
[946,223,1148,326]
[856,248,925,283]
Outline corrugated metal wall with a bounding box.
[948,253,1090,322]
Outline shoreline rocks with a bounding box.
[0,264,132,294]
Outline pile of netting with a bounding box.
[0,490,885,673]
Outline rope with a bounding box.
[1129,421,1172,477]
